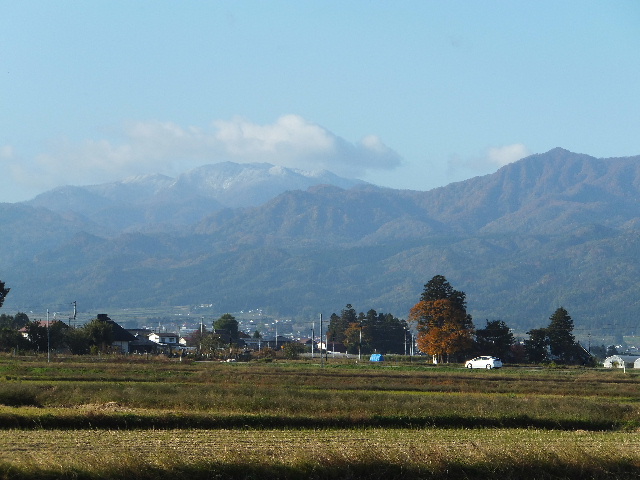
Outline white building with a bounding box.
[148,332,179,346]
[603,355,640,368]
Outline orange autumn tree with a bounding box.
[409,275,474,363]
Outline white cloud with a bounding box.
[19,115,401,193]
[486,144,530,168]
[0,145,54,202]
[0,145,14,159]
[447,143,530,178]
[212,115,336,161]
[209,115,401,176]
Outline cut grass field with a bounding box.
[0,356,639,479]
[2,428,640,479]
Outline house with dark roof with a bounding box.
[96,314,136,353]
[127,329,158,354]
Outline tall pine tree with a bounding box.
[410,275,474,362]
[547,307,578,364]
[0,281,9,309]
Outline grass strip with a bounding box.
[0,410,628,431]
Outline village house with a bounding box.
[126,329,158,354]
[19,319,66,340]
[96,314,136,353]
[148,332,179,345]
[147,331,180,354]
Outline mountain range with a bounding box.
[23,162,365,233]
[2,149,639,337]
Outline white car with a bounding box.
[465,356,503,369]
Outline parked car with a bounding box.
[465,356,503,369]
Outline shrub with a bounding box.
[254,348,276,359]
[0,383,41,406]
[282,343,305,360]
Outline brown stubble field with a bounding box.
[0,356,639,479]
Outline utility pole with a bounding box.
[311,323,315,358]
[46,309,50,363]
[411,331,414,356]
[200,317,204,354]
[70,301,77,328]
[404,327,407,356]
[320,314,324,368]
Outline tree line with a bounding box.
[0,313,123,354]
[326,305,409,355]
[409,275,593,365]
[0,277,598,364]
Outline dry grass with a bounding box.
[1,428,639,479]
[1,358,640,478]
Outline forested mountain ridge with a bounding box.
[417,147,640,234]
[192,148,640,243]
[193,184,445,245]
[2,149,640,336]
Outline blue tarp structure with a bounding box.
[369,353,384,362]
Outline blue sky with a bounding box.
[1,1,639,202]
